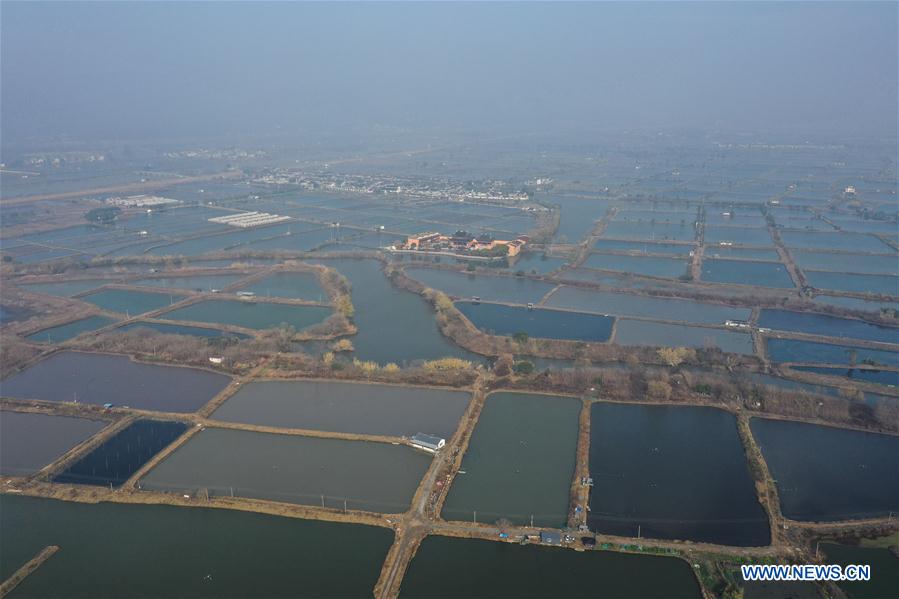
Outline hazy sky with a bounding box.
[2,2,896,143]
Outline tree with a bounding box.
[494,354,514,377]
[513,331,529,345]
[513,360,535,375]
[657,347,696,367]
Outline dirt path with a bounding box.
[0,545,59,597]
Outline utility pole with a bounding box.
[637,525,641,539]
[321,494,325,508]
[473,510,477,524]
[344,499,347,514]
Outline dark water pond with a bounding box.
[0,351,231,412]
[804,271,898,295]
[26,315,118,343]
[545,286,750,325]
[131,274,246,291]
[456,301,614,342]
[19,279,110,297]
[0,411,108,476]
[751,418,899,521]
[405,267,556,304]
[400,535,701,598]
[160,299,331,331]
[766,339,899,368]
[821,543,899,599]
[235,271,325,301]
[80,288,185,315]
[759,309,898,344]
[588,403,770,546]
[0,495,391,598]
[53,419,187,487]
[702,259,794,288]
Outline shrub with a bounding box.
[513,360,535,374]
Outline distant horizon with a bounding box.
[2,1,896,148]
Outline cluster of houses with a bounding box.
[398,230,528,257]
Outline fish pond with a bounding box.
[404,267,556,304]
[53,419,187,487]
[456,302,614,342]
[0,411,108,476]
[582,253,690,279]
[0,495,391,598]
[614,319,754,355]
[765,339,899,367]
[758,309,898,344]
[803,271,898,296]
[26,315,118,344]
[750,418,899,521]
[593,239,694,256]
[588,403,770,546]
[400,535,701,599]
[131,274,247,291]
[0,351,231,412]
[80,288,186,315]
[544,286,751,325]
[442,392,581,528]
[821,543,899,599]
[791,251,898,276]
[702,259,794,288]
[211,380,470,439]
[18,279,109,297]
[140,428,430,513]
[160,299,331,331]
[234,271,325,301]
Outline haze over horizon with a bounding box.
[2,1,896,147]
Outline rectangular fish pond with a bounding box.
[614,319,754,355]
[456,301,614,342]
[588,403,770,547]
[53,419,187,487]
[0,495,392,598]
[25,315,118,344]
[399,535,701,599]
[139,428,431,513]
[750,418,899,521]
[79,288,186,315]
[758,309,898,345]
[0,351,231,412]
[233,271,325,301]
[211,380,470,439]
[0,411,108,476]
[701,259,794,288]
[544,286,751,326]
[765,339,899,367]
[158,299,331,331]
[441,392,581,528]
[404,267,556,304]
